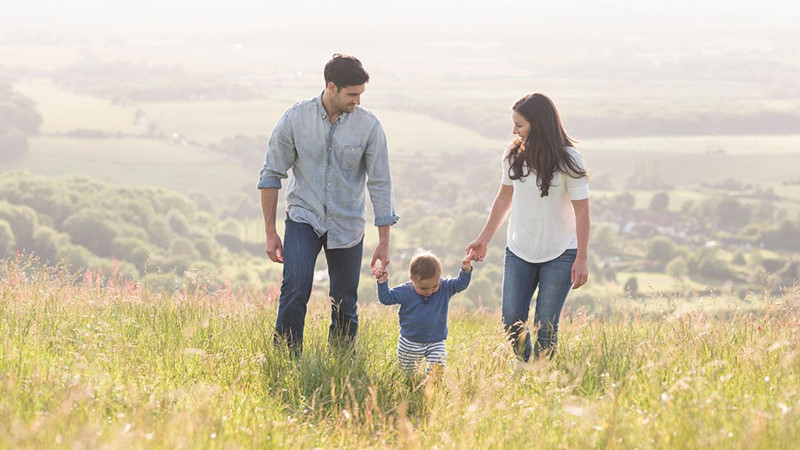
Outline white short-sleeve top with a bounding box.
[501,146,590,263]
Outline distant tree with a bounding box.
[0,201,39,247]
[110,236,153,271]
[0,219,15,255]
[624,276,639,296]
[170,237,199,259]
[592,222,621,255]
[601,264,618,282]
[62,209,119,257]
[760,220,800,251]
[646,236,677,269]
[731,251,747,266]
[147,218,173,248]
[751,201,776,223]
[218,217,243,238]
[691,248,734,280]
[0,122,28,160]
[166,210,191,237]
[56,243,93,271]
[665,256,689,279]
[0,83,43,133]
[612,192,636,210]
[192,236,219,261]
[649,191,669,213]
[188,191,218,216]
[152,191,196,217]
[716,198,751,230]
[30,226,71,262]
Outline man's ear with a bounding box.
[326,81,338,93]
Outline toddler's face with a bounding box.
[411,276,440,297]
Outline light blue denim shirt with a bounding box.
[258,93,399,249]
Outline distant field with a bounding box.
[614,271,708,294]
[585,145,800,188]
[0,45,82,69]
[15,79,143,134]
[585,134,800,155]
[140,98,505,153]
[9,136,254,196]
[141,99,288,144]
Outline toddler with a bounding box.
[373,251,474,373]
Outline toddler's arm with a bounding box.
[372,265,389,283]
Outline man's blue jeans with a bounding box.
[274,218,363,352]
[501,247,576,361]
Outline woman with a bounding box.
[466,93,590,361]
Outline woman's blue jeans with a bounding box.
[274,218,363,352]
[501,247,576,361]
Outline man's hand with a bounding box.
[370,240,390,271]
[266,232,284,263]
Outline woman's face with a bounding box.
[512,110,531,141]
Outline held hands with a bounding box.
[370,241,390,273]
[465,238,489,262]
[461,250,478,272]
[372,264,388,283]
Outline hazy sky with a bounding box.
[3,0,799,31]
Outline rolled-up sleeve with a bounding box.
[257,112,296,189]
[364,121,399,226]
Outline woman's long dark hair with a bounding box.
[507,93,586,197]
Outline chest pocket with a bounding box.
[336,145,364,171]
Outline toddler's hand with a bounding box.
[462,251,475,271]
[372,265,388,283]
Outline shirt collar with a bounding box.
[316,91,348,123]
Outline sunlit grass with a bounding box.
[1,254,798,448]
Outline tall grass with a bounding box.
[1,254,798,448]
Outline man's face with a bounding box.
[328,82,366,114]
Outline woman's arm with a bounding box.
[571,198,591,289]
[466,184,513,261]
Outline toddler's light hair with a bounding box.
[409,251,442,281]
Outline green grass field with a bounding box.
[2,255,798,448]
[7,136,254,196]
[14,79,143,135]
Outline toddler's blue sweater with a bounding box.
[377,269,471,343]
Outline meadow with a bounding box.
[2,255,798,449]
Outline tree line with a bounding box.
[0,82,42,160]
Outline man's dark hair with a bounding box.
[324,53,369,89]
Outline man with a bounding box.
[258,53,398,352]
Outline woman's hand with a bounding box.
[465,239,489,262]
[571,259,588,289]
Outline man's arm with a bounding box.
[371,225,390,269]
[364,122,399,226]
[261,188,283,263]
[257,110,296,264]
[363,122,398,270]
